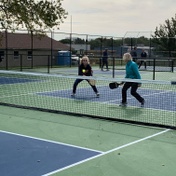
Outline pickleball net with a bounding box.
[0,70,175,129]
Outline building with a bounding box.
[0,32,70,68]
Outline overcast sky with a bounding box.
[58,0,176,37]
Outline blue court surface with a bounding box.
[37,86,176,111]
[0,131,101,176]
[0,77,39,84]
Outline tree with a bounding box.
[73,37,85,44]
[88,38,102,50]
[0,0,67,35]
[59,38,70,44]
[152,14,176,56]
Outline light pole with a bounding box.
[0,21,8,70]
[70,15,72,34]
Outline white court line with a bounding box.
[0,130,102,154]
[43,129,170,176]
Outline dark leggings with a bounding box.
[72,79,98,94]
[101,59,108,69]
[122,82,144,103]
[138,60,146,69]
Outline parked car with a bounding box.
[71,55,79,65]
[71,55,79,61]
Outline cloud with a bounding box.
[59,0,176,37]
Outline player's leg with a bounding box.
[120,82,131,106]
[100,58,102,70]
[130,83,145,106]
[138,60,143,69]
[101,59,105,70]
[92,85,99,97]
[86,80,99,97]
[144,61,147,69]
[105,59,109,70]
[72,79,83,96]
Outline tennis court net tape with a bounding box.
[0,70,175,129]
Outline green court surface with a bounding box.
[0,106,176,176]
[0,68,176,176]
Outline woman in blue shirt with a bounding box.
[120,53,145,107]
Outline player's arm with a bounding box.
[79,65,85,75]
[132,63,142,86]
[132,64,141,79]
[85,65,92,76]
[90,67,93,76]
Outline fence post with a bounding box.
[153,57,156,80]
[111,37,115,78]
[5,29,8,70]
[171,59,174,72]
[51,30,53,68]
[99,37,103,69]
[47,55,50,73]
[31,31,33,69]
[69,33,72,67]
[85,35,88,55]
[20,54,23,71]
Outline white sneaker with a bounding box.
[71,93,75,97]
[96,93,100,97]
[141,99,145,107]
[119,102,127,107]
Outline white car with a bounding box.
[71,55,79,65]
[71,55,79,61]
